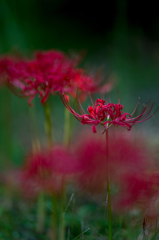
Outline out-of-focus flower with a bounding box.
[16,145,76,197]
[0,56,29,91]
[72,130,152,195]
[144,171,159,224]
[0,50,113,104]
[61,92,158,133]
[117,171,159,212]
[114,170,159,237]
[115,173,154,210]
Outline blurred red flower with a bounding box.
[17,145,76,197]
[72,130,153,196]
[116,170,159,216]
[0,51,113,104]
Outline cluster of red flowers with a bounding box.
[0,129,159,233]
[0,50,112,104]
[61,93,158,133]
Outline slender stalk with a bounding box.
[52,194,58,240]
[60,196,65,240]
[4,86,12,164]
[59,178,66,240]
[64,108,71,147]
[43,99,60,239]
[36,192,45,232]
[44,99,55,238]
[28,100,44,233]
[60,107,72,240]
[44,100,52,148]
[106,129,112,240]
[29,103,41,153]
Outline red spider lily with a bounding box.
[0,51,113,105]
[16,145,76,197]
[72,130,152,194]
[61,91,158,132]
[114,170,159,228]
[115,173,154,209]
[112,169,159,236]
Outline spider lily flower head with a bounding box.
[113,173,154,218]
[1,51,80,105]
[18,145,76,197]
[0,51,113,105]
[0,56,26,87]
[61,91,158,133]
[116,170,159,235]
[72,129,152,194]
[114,171,159,214]
[143,171,159,227]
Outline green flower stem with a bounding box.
[52,195,58,240]
[44,100,52,148]
[44,100,59,239]
[28,100,44,233]
[36,192,45,232]
[59,179,66,240]
[106,129,112,240]
[60,197,65,240]
[29,103,40,152]
[64,108,71,147]
[4,86,12,164]
[62,108,72,239]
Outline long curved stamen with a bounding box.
[131,97,140,116]
[117,88,120,104]
[77,97,87,115]
[129,101,155,122]
[129,105,159,125]
[89,93,95,107]
[129,102,151,121]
